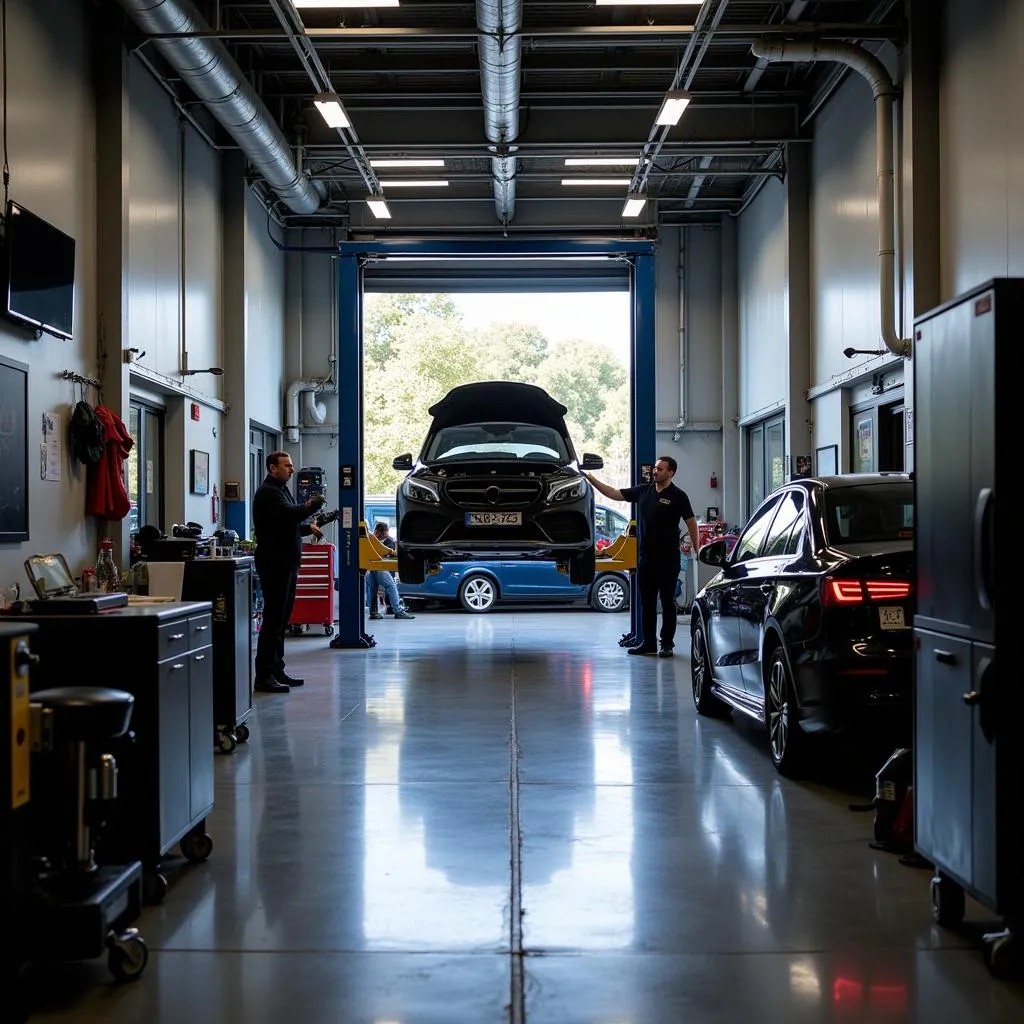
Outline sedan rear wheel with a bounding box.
[590,574,628,612]
[459,574,498,613]
[765,647,806,776]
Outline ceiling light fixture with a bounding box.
[564,157,641,167]
[655,91,692,126]
[378,179,450,187]
[293,1,400,9]
[313,94,350,129]
[366,196,392,219]
[596,1,703,5]
[621,195,647,217]
[561,178,633,186]
[370,159,445,168]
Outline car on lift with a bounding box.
[392,381,604,586]
[364,496,630,613]
[689,473,915,776]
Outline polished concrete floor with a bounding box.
[27,609,1024,1022]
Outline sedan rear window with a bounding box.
[426,422,569,462]
[825,484,914,544]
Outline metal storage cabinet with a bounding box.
[913,279,1020,977]
[288,542,337,636]
[180,556,254,753]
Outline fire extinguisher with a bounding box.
[211,482,220,524]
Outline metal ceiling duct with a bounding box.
[476,0,522,224]
[115,0,325,215]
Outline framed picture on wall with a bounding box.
[0,355,29,542]
[815,444,838,476]
[190,449,210,495]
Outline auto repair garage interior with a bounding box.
[0,0,1019,1020]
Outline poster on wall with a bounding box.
[0,356,29,541]
[190,449,210,495]
[794,455,812,478]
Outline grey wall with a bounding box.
[939,0,1024,297]
[0,0,97,591]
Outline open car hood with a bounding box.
[427,381,569,431]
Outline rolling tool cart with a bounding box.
[913,280,1020,978]
[180,556,255,754]
[288,542,337,636]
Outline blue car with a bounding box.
[364,496,631,613]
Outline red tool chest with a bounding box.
[288,542,336,636]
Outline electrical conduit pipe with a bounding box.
[285,381,328,444]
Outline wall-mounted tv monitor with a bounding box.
[3,200,75,340]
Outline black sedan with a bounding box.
[689,473,914,775]
[392,381,603,585]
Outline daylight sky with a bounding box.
[449,292,631,364]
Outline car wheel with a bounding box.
[459,574,498,613]
[691,617,726,716]
[569,548,595,585]
[397,547,425,585]
[590,574,627,612]
[764,646,807,776]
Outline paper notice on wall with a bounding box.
[41,412,63,481]
[40,442,61,481]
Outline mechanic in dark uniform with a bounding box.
[252,451,325,692]
[587,456,700,657]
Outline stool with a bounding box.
[31,687,134,875]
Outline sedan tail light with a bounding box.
[822,577,912,606]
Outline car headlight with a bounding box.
[547,477,588,504]
[402,477,440,504]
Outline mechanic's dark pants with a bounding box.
[255,564,298,682]
[637,560,681,650]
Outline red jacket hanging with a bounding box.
[86,405,134,520]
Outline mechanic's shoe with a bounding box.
[255,678,289,694]
[627,645,657,656]
[274,672,305,687]
[394,609,416,619]
[369,611,383,620]
[658,646,674,658]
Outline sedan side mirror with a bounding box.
[698,538,729,567]
[392,453,413,471]
[581,453,604,470]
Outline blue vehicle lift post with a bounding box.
[328,239,657,650]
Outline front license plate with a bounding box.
[466,511,522,526]
[879,606,907,630]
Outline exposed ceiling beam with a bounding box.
[744,0,812,94]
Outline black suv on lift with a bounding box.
[392,381,604,585]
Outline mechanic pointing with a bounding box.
[586,456,700,658]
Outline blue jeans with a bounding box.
[365,570,402,613]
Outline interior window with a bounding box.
[732,497,781,564]
[763,490,806,557]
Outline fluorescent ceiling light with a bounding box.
[378,179,450,187]
[621,196,647,217]
[366,196,392,219]
[370,159,445,168]
[595,1,704,5]
[656,91,692,126]
[313,94,350,129]
[561,178,632,187]
[564,157,640,167]
[294,2,399,9]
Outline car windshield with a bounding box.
[425,422,570,462]
[824,483,914,544]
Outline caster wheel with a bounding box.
[324,625,335,637]
[235,723,250,743]
[930,873,966,927]
[108,929,148,982]
[180,830,214,863]
[142,871,168,905]
[983,930,1022,979]
[219,731,237,754]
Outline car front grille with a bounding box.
[542,510,590,544]
[442,478,544,509]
